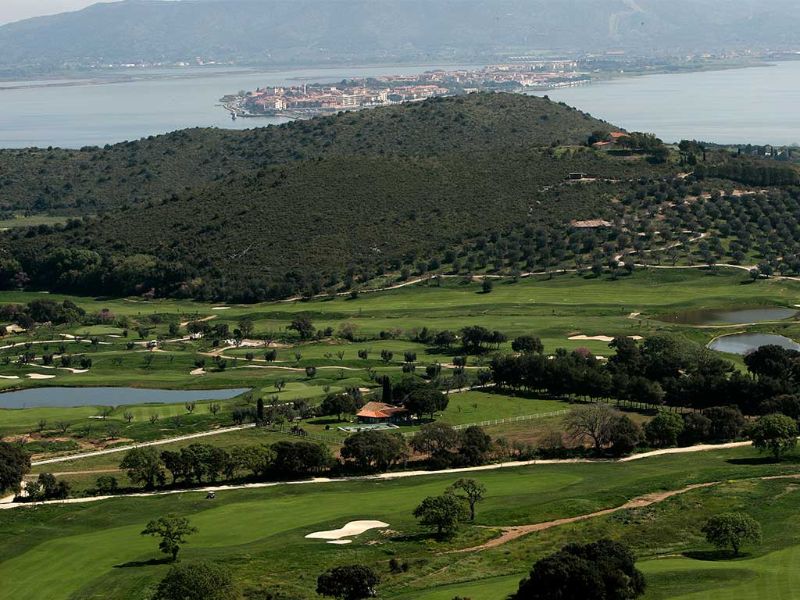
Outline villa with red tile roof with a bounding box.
[356,402,409,424]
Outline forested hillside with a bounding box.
[4,92,798,303]
[0,93,665,301]
[0,94,610,213]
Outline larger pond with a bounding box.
[662,307,798,326]
[0,387,250,409]
[707,334,800,355]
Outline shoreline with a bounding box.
[1,55,791,93]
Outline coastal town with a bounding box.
[221,62,590,118]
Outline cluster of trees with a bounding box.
[23,472,70,501]
[114,421,497,495]
[0,298,85,329]
[511,539,646,600]
[0,442,30,495]
[413,478,486,537]
[411,423,493,468]
[695,161,799,187]
[118,441,331,490]
[628,175,800,276]
[339,422,493,473]
[492,336,800,416]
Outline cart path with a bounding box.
[30,423,257,466]
[5,439,765,510]
[455,472,800,553]
[452,482,720,553]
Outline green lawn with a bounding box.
[641,547,800,599]
[3,446,800,600]
[2,267,799,459]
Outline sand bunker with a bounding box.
[60,368,88,374]
[212,307,230,311]
[306,520,389,544]
[0,375,19,380]
[569,335,643,343]
[190,368,206,376]
[326,540,352,545]
[27,373,56,380]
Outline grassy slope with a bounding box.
[2,447,800,599]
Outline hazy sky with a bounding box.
[0,1,121,25]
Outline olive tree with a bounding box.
[413,493,470,537]
[701,512,762,556]
[141,515,198,561]
[447,478,486,521]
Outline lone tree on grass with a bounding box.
[748,413,798,459]
[153,561,240,600]
[316,564,380,600]
[141,515,197,562]
[447,478,486,521]
[702,512,762,556]
[413,493,470,537]
[511,539,646,600]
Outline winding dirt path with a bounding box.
[456,472,800,553]
[453,482,719,553]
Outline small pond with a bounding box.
[707,333,800,356]
[0,387,250,409]
[662,307,798,325]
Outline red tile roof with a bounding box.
[357,402,408,419]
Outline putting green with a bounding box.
[640,546,800,599]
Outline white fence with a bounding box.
[450,410,570,430]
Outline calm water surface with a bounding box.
[4,61,800,148]
[707,334,800,355]
[547,61,800,144]
[0,387,249,409]
[662,307,798,326]
[0,64,475,148]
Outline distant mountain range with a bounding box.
[1,0,799,73]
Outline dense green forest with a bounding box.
[2,93,800,302]
[0,94,647,300]
[0,94,611,213]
